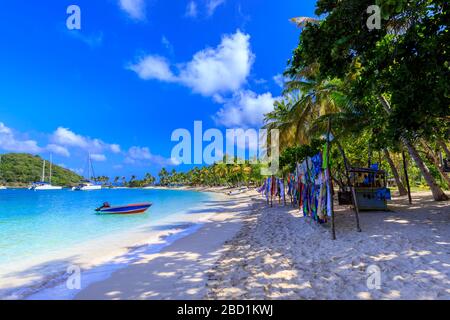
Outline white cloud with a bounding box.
[128,55,175,82]
[178,31,253,96]
[90,154,107,162]
[51,127,121,155]
[185,1,198,18]
[206,0,225,16]
[273,73,290,88]
[46,144,70,157]
[0,122,42,153]
[128,30,254,97]
[161,36,174,54]
[214,90,277,127]
[126,146,180,167]
[110,144,121,153]
[119,0,146,20]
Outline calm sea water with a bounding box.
[0,188,212,266]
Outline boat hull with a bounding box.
[97,203,152,215]
[73,185,102,191]
[34,186,63,190]
[29,184,63,190]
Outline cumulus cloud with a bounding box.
[46,144,70,157]
[206,0,226,16]
[273,73,290,88]
[214,90,277,127]
[51,127,121,155]
[126,146,179,167]
[185,1,198,18]
[110,144,121,153]
[90,154,107,162]
[128,55,175,82]
[119,0,146,20]
[0,122,42,153]
[128,30,254,97]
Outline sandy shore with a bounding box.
[77,189,449,300]
[206,191,450,300]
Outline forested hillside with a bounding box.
[0,153,83,186]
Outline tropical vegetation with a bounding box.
[0,153,83,186]
[264,0,449,201]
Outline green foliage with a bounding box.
[0,153,83,186]
[157,158,266,187]
[289,0,449,141]
[279,139,325,174]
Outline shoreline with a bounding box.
[1,187,448,300]
[75,189,257,300]
[75,189,449,300]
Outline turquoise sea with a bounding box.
[0,188,212,268]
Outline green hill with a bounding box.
[0,153,83,187]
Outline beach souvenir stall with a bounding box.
[258,120,371,239]
[347,167,391,211]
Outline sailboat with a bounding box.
[0,155,6,190]
[29,155,63,190]
[72,154,102,191]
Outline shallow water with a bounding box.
[0,188,211,267]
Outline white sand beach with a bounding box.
[72,189,449,300]
[0,187,448,300]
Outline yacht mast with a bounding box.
[42,160,46,182]
[49,154,53,184]
[88,153,91,181]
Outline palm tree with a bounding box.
[158,168,169,186]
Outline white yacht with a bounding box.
[29,155,63,191]
[72,154,102,191]
[72,180,102,191]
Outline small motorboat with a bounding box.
[96,202,152,215]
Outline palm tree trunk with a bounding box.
[420,140,450,189]
[384,149,408,196]
[378,95,448,201]
[403,138,448,200]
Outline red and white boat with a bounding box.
[96,202,152,215]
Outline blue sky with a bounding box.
[0,0,316,178]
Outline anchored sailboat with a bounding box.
[29,155,63,190]
[72,154,102,191]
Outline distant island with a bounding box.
[0,153,83,187]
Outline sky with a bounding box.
[0,0,317,179]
